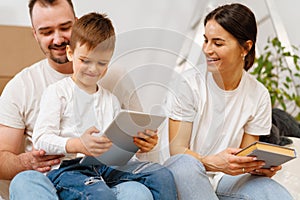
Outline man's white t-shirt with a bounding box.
[32,77,120,159]
[0,59,70,152]
[167,64,272,188]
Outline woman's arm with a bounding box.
[169,119,193,155]
[169,119,265,175]
[240,133,259,148]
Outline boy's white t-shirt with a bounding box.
[33,77,121,161]
[167,64,272,189]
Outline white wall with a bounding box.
[274,0,299,47]
[0,0,201,113]
[0,0,298,112]
[0,0,197,34]
[0,0,298,46]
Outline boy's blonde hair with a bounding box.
[70,12,115,52]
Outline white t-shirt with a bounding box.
[0,59,70,152]
[33,77,120,160]
[167,64,272,188]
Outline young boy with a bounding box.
[32,12,177,200]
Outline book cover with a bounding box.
[236,141,297,168]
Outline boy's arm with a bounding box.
[66,126,112,156]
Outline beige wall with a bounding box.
[0,25,44,94]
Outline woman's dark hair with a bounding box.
[204,3,257,71]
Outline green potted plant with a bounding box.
[251,37,300,120]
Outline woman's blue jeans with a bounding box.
[164,154,293,200]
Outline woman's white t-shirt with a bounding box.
[167,64,272,188]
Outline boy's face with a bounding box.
[67,43,113,93]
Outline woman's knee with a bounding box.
[218,175,293,200]
[148,164,176,186]
[164,154,206,177]
[249,177,292,199]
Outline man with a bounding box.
[0,1,167,199]
[0,0,74,180]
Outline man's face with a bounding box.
[31,1,76,64]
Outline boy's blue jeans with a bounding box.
[47,158,177,200]
[10,171,153,200]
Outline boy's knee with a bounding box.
[113,181,153,200]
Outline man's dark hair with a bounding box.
[28,0,75,19]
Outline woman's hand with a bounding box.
[249,165,281,177]
[202,148,266,175]
[134,129,158,153]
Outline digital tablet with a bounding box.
[80,110,166,166]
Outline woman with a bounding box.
[164,3,293,200]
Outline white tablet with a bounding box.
[80,110,166,166]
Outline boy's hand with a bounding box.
[79,126,112,156]
[134,129,158,153]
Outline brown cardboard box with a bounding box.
[0,25,44,95]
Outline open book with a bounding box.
[236,141,297,168]
[80,110,166,166]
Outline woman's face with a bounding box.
[202,19,246,74]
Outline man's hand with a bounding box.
[19,149,63,173]
[0,125,64,179]
[134,129,158,153]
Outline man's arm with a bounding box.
[0,124,62,180]
[0,124,27,179]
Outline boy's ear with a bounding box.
[66,45,73,61]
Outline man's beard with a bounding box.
[50,53,69,64]
[42,42,70,64]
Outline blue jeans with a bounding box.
[10,158,177,200]
[10,170,152,200]
[48,158,177,200]
[164,154,293,200]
